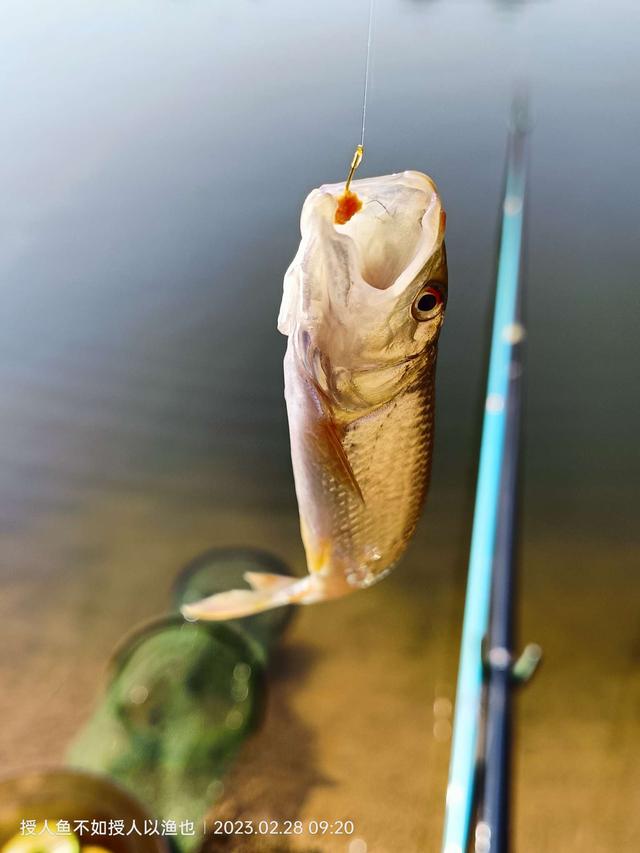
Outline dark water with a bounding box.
[1,2,639,850]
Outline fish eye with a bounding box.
[412,284,444,321]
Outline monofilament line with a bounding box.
[360,0,376,149]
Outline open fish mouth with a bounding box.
[327,170,444,291]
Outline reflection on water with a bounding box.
[1,0,638,850]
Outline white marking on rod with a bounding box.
[485,393,505,413]
[502,322,525,344]
[503,195,522,216]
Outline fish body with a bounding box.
[183,171,447,621]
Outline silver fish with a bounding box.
[183,171,447,620]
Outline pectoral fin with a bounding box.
[317,416,365,504]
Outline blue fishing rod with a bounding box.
[442,104,540,853]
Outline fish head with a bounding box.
[278,171,447,410]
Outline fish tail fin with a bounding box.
[180,571,324,622]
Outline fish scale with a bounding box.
[337,368,436,585]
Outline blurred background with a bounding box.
[1,1,639,850]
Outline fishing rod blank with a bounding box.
[476,121,526,853]
[441,106,536,853]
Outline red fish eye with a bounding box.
[412,284,444,320]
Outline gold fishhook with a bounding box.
[345,144,364,193]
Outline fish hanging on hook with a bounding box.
[182,167,448,620]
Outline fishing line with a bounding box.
[360,0,375,150]
[344,0,375,193]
